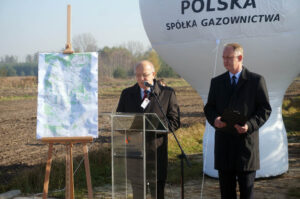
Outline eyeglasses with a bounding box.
[135,73,152,78]
[222,56,238,60]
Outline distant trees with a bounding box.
[121,41,145,58]
[0,39,179,78]
[25,53,38,63]
[72,33,98,52]
[0,65,17,76]
[113,67,128,78]
[99,46,138,78]
[0,63,38,77]
[0,55,18,63]
[146,49,161,73]
[157,63,179,78]
[0,53,38,77]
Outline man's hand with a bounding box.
[234,124,248,134]
[214,116,226,128]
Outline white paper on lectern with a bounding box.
[37,53,98,138]
[139,0,300,177]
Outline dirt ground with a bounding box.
[0,77,299,198]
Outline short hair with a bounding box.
[135,60,155,73]
[224,43,244,56]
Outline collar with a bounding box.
[229,68,242,81]
[140,87,151,99]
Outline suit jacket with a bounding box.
[116,79,180,180]
[204,67,271,171]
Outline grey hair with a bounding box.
[224,43,244,56]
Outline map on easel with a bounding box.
[37,53,98,138]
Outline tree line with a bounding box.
[0,34,179,78]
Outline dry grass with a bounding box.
[0,76,37,88]
[168,123,205,159]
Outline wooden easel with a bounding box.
[41,5,93,199]
[42,137,93,199]
[63,5,74,54]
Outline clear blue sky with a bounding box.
[0,0,150,61]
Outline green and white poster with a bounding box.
[37,53,98,138]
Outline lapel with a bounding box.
[222,72,235,108]
[145,79,161,113]
[228,67,248,108]
[130,83,143,112]
[235,66,248,92]
[224,72,231,92]
[152,79,161,97]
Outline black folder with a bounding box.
[220,109,247,133]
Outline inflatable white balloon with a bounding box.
[139,0,300,178]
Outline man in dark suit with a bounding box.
[116,60,180,199]
[204,43,272,199]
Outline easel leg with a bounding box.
[66,144,70,199]
[41,137,93,199]
[83,144,93,199]
[43,143,53,199]
[66,144,74,199]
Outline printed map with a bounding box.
[37,53,98,138]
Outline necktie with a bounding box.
[231,75,237,91]
[232,75,236,85]
[142,90,149,100]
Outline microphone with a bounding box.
[144,81,154,88]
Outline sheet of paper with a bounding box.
[36,53,98,138]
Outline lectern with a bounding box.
[111,113,168,199]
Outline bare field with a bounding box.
[0,76,299,198]
[0,77,204,172]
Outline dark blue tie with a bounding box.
[231,75,237,92]
[232,76,236,85]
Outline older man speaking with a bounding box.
[116,60,180,199]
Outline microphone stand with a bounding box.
[149,88,191,199]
